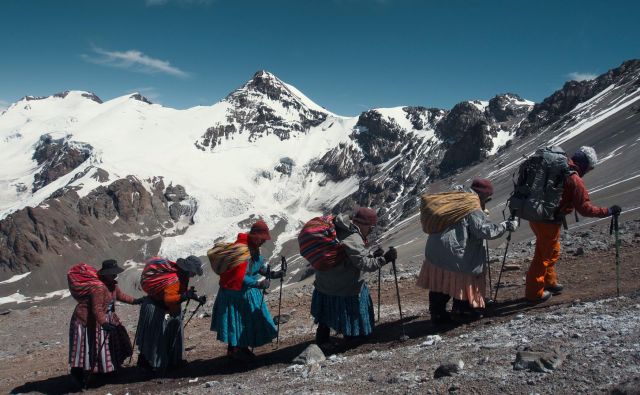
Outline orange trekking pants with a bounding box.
[525,221,562,301]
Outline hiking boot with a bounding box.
[431,311,454,326]
[452,299,483,320]
[241,347,257,360]
[137,354,153,371]
[528,290,552,304]
[69,367,85,389]
[227,347,253,363]
[315,324,330,345]
[544,283,564,295]
[344,335,368,347]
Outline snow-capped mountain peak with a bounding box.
[195,71,333,150]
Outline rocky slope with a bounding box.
[0,175,196,290]
[2,219,639,394]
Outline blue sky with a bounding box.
[1,0,638,115]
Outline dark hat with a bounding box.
[98,259,125,275]
[471,178,494,200]
[352,207,378,226]
[176,255,204,276]
[249,219,271,241]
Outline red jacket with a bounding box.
[556,159,610,218]
[218,233,250,291]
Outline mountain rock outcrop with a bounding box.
[0,176,195,273]
[516,59,640,137]
[32,134,93,192]
[196,71,328,150]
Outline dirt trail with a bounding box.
[2,229,640,394]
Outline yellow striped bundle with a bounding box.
[207,242,251,275]
[420,191,481,234]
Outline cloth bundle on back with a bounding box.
[68,263,105,301]
[140,257,180,297]
[298,215,345,271]
[136,255,204,373]
[210,219,284,362]
[417,180,515,324]
[67,260,141,388]
[207,242,250,275]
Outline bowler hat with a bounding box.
[98,259,125,275]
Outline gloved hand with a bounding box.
[258,265,271,276]
[257,278,271,289]
[609,205,622,216]
[197,295,207,305]
[131,297,145,305]
[372,247,384,258]
[269,270,284,279]
[181,287,199,302]
[383,247,397,263]
[502,220,518,232]
[101,322,117,332]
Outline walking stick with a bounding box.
[494,216,515,303]
[377,267,381,323]
[184,300,205,329]
[389,247,408,341]
[486,241,493,303]
[85,324,111,388]
[254,264,270,353]
[610,213,621,297]
[276,256,287,348]
[259,264,271,310]
[128,315,140,366]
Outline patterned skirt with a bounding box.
[416,258,486,308]
[68,311,132,373]
[210,287,277,348]
[311,285,374,337]
[136,297,184,370]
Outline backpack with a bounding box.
[298,215,345,271]
[140,257,180,297]
[508,146,571,222]
[207,242,250,275]
[420,191,482,234]
[67,263,104,301]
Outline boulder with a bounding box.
[292,344,326,365]
[513,350,565,373]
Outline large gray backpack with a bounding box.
[508,146,572,222]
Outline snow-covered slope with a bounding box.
[0,76,357,268]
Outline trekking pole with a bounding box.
[259,264,270,309]
[276,256,287,348]
[389,247,408,341]
[184,300,204,329]
[128,321,139,366]
[377,267,381,323]
[494,215,515,303]
[166,286,194,363]
[610,214,621,297]
[486,240,493,303]
[254,264,270,353]
[86,324,111,388]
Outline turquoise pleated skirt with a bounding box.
[210,287,277,348]
[311,285,374,337]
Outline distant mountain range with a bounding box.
[1,59,639,304]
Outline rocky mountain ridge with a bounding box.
[0,59,639,302]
